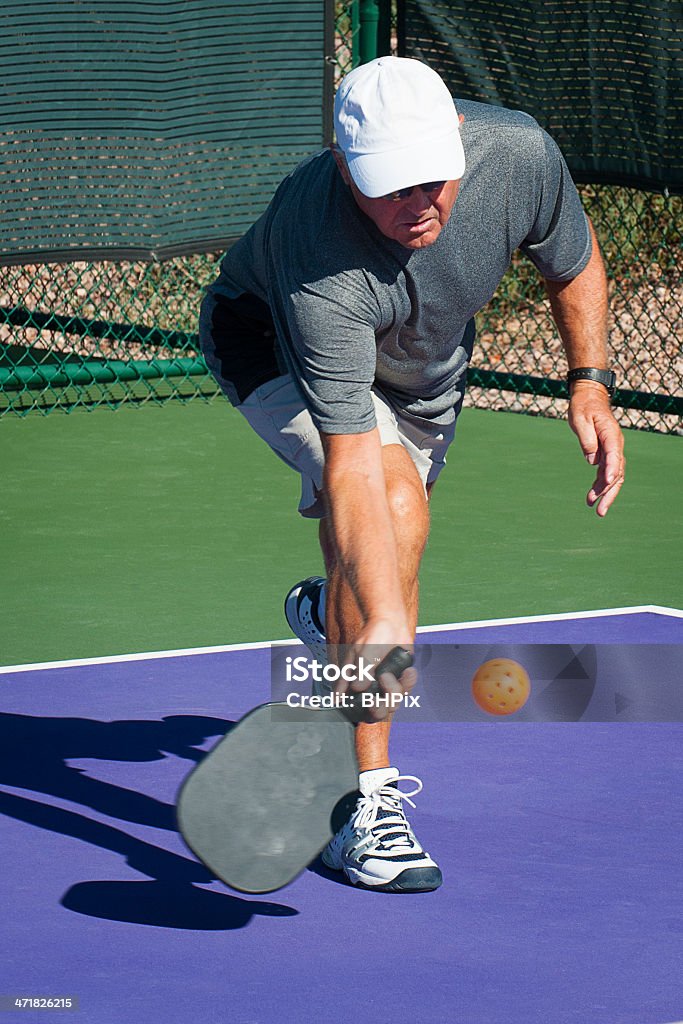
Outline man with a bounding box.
[200,57,625,893]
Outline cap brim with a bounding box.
[346,127,466,198]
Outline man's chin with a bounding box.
[395,220,443,249]
[399,231,441,250]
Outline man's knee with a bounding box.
[382,449,430,548]
[387,476,430,541]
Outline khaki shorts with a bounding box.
[236,375,456,518]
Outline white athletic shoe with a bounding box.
[284,576,328,663]
[322,767,443,892]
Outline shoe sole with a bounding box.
[325,863,443,893]
[354,866,443,893]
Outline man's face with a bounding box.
[332,149,461,250]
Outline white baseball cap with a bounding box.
[334,56,465,198]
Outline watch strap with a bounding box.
[567,367,616,397]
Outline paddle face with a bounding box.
[176,646,414,893]
[177,703,359,893]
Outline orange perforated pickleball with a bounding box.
[471,658,531,716]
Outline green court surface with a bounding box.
[1,400,681,666]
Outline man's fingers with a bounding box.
[587,448,626,516]
[571,409,599,464]
[376,665,417,695]
[578,422,600,465]
[588,475,624,516]
[588,446,621,493]
[347,662,416,694]
[570,395,625,516]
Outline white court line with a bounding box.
[0,604,680,677]
[416,603,683,633]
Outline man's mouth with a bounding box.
[405,217,436,233]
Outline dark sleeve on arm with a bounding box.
[520,129,592,282]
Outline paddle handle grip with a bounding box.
[372,646,414,690]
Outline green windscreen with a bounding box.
[399,0,682,192]
[0,0,330,265]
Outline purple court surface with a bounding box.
[1,607,682,1024]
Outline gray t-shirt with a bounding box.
[207,99,591,433]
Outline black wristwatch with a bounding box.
[567,367,617,397]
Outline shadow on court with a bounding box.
[0,713,299,929]
[0,712,232,829]
[62,879,297,930]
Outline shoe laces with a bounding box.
[352,776,424,852]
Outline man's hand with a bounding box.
[568,382,625,516]
[335,618,417,722]
[544,218,625,517]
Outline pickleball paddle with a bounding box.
[176,646,414,893]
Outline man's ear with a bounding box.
[329,144,353,186]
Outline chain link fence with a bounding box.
[1,1,681,431]
[1,256,219,413]
[469,184,682,432]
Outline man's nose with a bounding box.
[403,186,433,213]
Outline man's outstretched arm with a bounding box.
[321,428,414,654]
[545,218,626,516]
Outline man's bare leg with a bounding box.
[319,444,430,771]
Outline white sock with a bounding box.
[359,766,400,796]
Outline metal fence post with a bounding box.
[358,0,380,63]
[377,0,392,56]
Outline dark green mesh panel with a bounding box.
[0,0,329,265]
[399,0,683,192]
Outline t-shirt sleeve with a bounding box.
[268,271,382,435]
[520,129,592,282]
